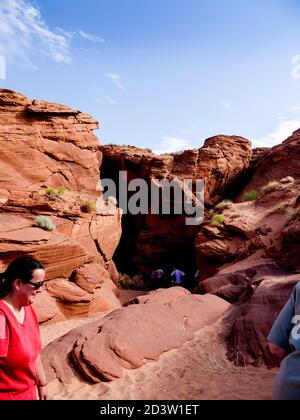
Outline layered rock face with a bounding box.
[240,129,300,194]
[42,287,230,385]
[0,89,101,193]
[0,89,122,323]
[101,136,252,276]
[195,131,300,365]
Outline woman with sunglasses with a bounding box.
[0,256,48,400]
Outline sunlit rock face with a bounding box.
[195,130,300,366]
[0,89,122,323]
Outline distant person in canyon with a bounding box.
[150,268,166,289]
[267,283,300,400]
[0,256,48,400]
[171,268,186,286]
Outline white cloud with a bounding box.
[106,72,124,90]
[291,55,300,81]
[221,100,232,111]
[254,113,300,148]
[0,55,6,79]
[0,0,72,65]
[0,0,105,68]
[153,136,194,155]
[78,30,105,44]
[95,96,117,105]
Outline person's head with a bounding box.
[0,256,45,305]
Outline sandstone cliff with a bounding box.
[101,136,252,276]
[101,129,300,367]
[0,89,122,323]
[195,130,300,365]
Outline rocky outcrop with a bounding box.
[0,89,101,193]
[228,273,299,366]
[101,135,252,205]
[42,287,231,384]
[240,129,300,194]
[195,133,300,366]
[101,136,252,275]
[0,89,122,323]
[195,176,299,282]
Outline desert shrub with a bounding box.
[80,199,95,213]
[197,347,249,374]
[45,187,58,201]
[56,185,67,194]
[261,181,281,194]
[280,176,294,184]
[119,273,146,290]
[215,200,233,211]
[45,186,66,200]
[242,190,257,202]
[35,216,56,231]
[212,214,225,227]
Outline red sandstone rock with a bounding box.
[228,274,300,366]
[240,128,300,194]
[0,89,100,194]
[42,288,231,383]
[101,136,251,275]
[123,286,190,306]
[32,291,66,324]
[271,219,300,273]
[101,135,251,206]
[73,263,110,293]
[195,179,300,284]
[0,89,122,322]
[194,171,300,368]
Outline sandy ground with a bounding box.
[40,290,278,401]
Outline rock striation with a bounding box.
[0,89,122,323]
[42,287,231,384]
[101,136,252,275]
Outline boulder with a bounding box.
[42,288,231,383]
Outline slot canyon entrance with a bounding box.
[100,149,199,290]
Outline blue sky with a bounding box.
[1,0,300,153]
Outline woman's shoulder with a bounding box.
[0,300,10,315]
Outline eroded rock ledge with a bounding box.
[0,89,122,323]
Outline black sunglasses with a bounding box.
[28,280,44,290]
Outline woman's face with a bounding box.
[18,269,46,306]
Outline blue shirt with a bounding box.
[171,270,185,285]
[268,282,300,400]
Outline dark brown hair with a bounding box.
[0,256,45,298]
